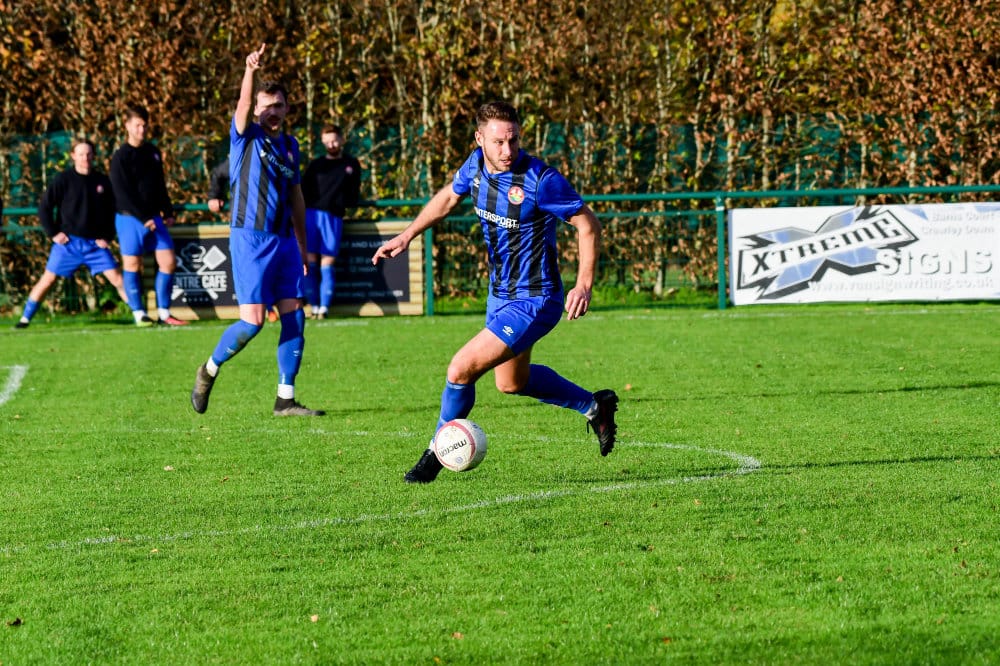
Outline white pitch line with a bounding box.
[0,443,761,555]
[0,318,372,340]
[607,305,1000,323]
[0,365,28,407]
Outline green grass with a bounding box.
[1,302,998,664]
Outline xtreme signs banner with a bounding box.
[729,202,1000,305]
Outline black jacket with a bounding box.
[38,168,116,240]
[109,142,174,220]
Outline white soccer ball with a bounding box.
[433,419,488,472]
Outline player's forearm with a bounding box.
[291,187,308,253]
[572,208,601,290]
[234,67,255,134]
[402,186,460,242]
[575,239,597,290]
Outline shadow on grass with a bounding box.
[763,452,1000,473]
[631,380,1000,403]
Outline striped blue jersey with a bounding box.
[229,117,301,237]
[452,149,584,299]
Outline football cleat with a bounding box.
[14,320,29,329]
[136,315,155,328]
[273,397,326,416]
[191,364,216,414]
[587,389,619,456]
[404,448,443,484]
[160,315,189,326]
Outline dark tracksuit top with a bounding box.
[109,142,173,220]
[38,168,117,241]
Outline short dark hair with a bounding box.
[124,104,149,123]
[257,81,289,103]
[476,101,519,128]
[321,124,342,136]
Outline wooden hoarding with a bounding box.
[154,221,423,319]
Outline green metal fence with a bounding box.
[372,184,1000,313]
[4,184,1000,316]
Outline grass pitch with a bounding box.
[1,303,998,664]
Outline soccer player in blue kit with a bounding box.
[302,124,362,318]
[16,139,138,328]
[372,101,618,483]
[110,104,187,326]
[190,44,324,417]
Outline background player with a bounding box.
[302,124,362,318]
[373,101,618,483]
[207,155,230,215]
[190,44,323,417]
[16,139,140,328]
[109,104,187,326]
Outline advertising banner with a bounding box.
[159,221,424,318]
[729,202,1000,305]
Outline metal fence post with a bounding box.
[424,228,434,316]
[715,195,727,310]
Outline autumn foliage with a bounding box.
[1,0,998,305]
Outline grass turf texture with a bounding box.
[1,303,998,664]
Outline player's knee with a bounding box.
[495,376,527,395]
[446,361,478,386]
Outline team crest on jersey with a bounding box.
[96,185,105,193]
[508,186,525,205]
[346,166,354,174]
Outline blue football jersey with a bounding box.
[452,149,584,299]
[229,118,301,237]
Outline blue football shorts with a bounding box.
[230,226,303,306]
[305,208,344,257]
[485,293,564,355]
[115,213,174,256]
[46,236,118,278]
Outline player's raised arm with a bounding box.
[372,184,464,264]
[234,43,266,135]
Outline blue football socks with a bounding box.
[320,265,336,310]
[436,381,476,432]
[122,270,143,311]
[154,271,173,311]
[210,319,262,367]
[516,364,593,414]
[22,299,39,322]
[277,309,305,385]
[305,261,320,308]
